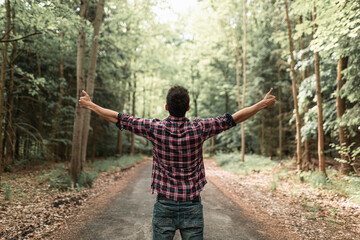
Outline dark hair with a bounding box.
[166,86,190,117]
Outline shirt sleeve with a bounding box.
[115,113,153,139]
[197,113,237,141]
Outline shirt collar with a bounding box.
[165,115,189,122]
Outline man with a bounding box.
[79,86,276,240]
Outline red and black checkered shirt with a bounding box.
[116,113,236,201]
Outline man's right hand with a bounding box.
[263,88,276,108]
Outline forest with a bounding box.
[1,0,359,178]
[0,0,359,239]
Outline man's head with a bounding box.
[166,86,190,117]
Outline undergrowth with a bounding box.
[214,152,278,175]
[91,155,143,173]
[213,153,360,204]
[43,155,143,191]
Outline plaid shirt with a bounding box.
[116,113,236,201]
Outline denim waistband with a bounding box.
[157,193,201,203]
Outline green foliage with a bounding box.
[92,155,143,173]
[45,164,72,190]
[300,169,360,204]
[3,184,12,202]
[214,153,278,175]
[302,201,320,220]
[270,179,277,192]
[0,0,359,174]
[330,142,360,166]
[77,170,98,188]
[300,171,329,188]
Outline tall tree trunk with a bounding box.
[91,117,97,162]
[71,0,88,183]
[299,16,311,170]
[336,56,351,174]
[235,47,241,109]
[51,30,65,159]
[284,0,302,170]
[277,56,283,160]
[36,53,44,138]
[211,137,215,154]
[142,86,146,118]
[130,75,136,155]
[191,66,199,117]
[117,131,123,156]
[241,0,247,162]
[4,6,17,167]
[260,114,265,155]
[81,0,105,164]
[312,6,326,174]
[225,92,229,113]
[0,0,11,172]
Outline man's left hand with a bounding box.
[79,90,92,109]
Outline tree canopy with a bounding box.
[0,0,359,176]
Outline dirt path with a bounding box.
[73,161,268,240]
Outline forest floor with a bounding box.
[205,158,360,240]
[0,157,359,239]
[0,159,149,240]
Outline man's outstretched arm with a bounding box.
[79,90,118,123]
[232,88,276,124]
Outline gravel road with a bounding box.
[76,161,267,240]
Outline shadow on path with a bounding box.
[76,162,267,240]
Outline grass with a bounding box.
[298,169,360,204]
[214,152,278,175]
[1,155,145,201]
[214,152,360,205]
[41,155,144,191]
[91,155,143,173]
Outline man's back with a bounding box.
[116,113,236,201]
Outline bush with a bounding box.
[3,184,12,201]
[46,164,72,190]
[214,153,278,175]
[300,171,328,188]
[92,155,143,173]
[77,170,98,188]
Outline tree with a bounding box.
[0,0,11,171]
[284,0,302,170]
[312,5,326,174]
[336,56,350,174]
[81,0,105,164]
[240,0,247,162]
[71,0,89,182]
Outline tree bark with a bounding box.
[71,0,88,183]
[260,114,265,155]
[4,6,17,167]
[130,75,136,155]
[312,6,326,174]
[225,92,229,113]
[0,0,11,172]
[36,54,44,140]
[117,131,123,156]
[211,137,215,154]
[336,56,351,174]
[81,0,105,164]
[91,117,97,162]
[299,16,311,169]
[235,47,241,109]
[277,55,282,160]
[51,30,65,159]
[284,0,302,170]
[241,0,247,162]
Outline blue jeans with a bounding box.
[152,197,204,240]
